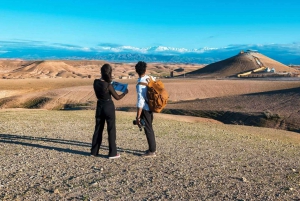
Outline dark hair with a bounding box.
[101,64,113,83]
[135,61,147,76]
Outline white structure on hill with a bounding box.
[265,68,276,73]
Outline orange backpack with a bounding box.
[138,76,169,113]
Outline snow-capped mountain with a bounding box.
[0,40,300,64]
[94,45,222,54]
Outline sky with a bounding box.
[0,0,300,49]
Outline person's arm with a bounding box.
[108,84,128,100]
[136,107,143,126]
[136,107,143,119]
[136,84,146,125]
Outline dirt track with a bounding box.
[0,110,299,200]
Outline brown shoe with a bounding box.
[142,151,156,157]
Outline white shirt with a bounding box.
[136,75,155,111]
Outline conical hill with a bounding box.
[187,51,299,77]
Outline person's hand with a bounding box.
[136,117,141,127]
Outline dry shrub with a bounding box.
[263,110,281,120]
[58,102,94,110]
[0,97,12,107]
[22,97,51,109]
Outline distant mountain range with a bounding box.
[1,40,300,64]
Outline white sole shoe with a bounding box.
[109,154,121,159]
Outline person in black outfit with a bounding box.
[135,61,157,157]
[91,64,128,159]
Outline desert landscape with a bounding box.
[1,52,300,200]
[1,53,300,132]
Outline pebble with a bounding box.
[90,182,98,187]
[242,177,249,183]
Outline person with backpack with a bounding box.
[135,61,157,157]
[91,64,128,159]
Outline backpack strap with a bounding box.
[148,76,153,82]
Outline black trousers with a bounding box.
[91,99,117,157]
[141,110,156,152]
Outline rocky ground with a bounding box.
[0,110,299,200]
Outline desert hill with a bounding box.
[0,60,203,79]
[1,60,94,79]
[0,59,28,73]
[186,51,299,77]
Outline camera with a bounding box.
[133,118,145,131]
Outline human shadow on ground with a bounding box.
[0,134,145,158]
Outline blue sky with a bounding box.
[0,0,300,49]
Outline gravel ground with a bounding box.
[0,110,299,201]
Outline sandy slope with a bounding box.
[167,85,300,131]
[251,53,297,72]
[0,78,93,100]
[0,60,28,73]
[2,61,92,79]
